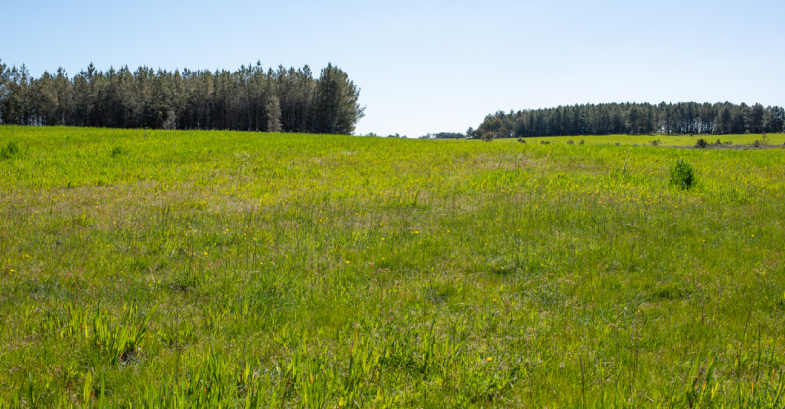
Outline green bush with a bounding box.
[110,146,128,157]
[670,158,696,190]
[0,141,19,159]
[695,138,708,148]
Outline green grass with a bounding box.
[504,133,785,146]
[1,125,784,408]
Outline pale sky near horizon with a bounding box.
[3,0,783,137]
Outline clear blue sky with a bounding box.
[3,0,783,137]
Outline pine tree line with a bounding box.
[469,102,785,139]
[0,60,365,134]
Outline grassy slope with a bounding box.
[1,126,784,408]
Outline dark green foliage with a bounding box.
[0,140,19,159]
[473,102,785,138]
[0,61,364,134]
[669,158,696,190]
[419,132,465,139]
[764,106,785,132]
[749,103,765,133]
[695,138,708,148]
[651,283,690,300]
[110,146,127,157]
[311,63,365,135]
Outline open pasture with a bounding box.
[1,126,784,407]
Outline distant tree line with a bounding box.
[362,132,406,138]
[468,102,785,139]
[0,59,365,134]
[419,132,465,139]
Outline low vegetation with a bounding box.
[1,126,784,407]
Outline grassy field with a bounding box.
[499,133,785,147]
[1,126,784,408]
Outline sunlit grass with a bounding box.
[499,133,785,146]
[0,126,784,407]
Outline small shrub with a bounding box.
[424,283,455,304]
[517,138,525,143]
[652,283,690,300]
[579,139,585,145]
[482,132,494,142]
[695,138,708,148]
[566,140,574,145]
[650,139,660,146]
[753,140,761,148]
[110,146,127,157]
[615,142,621,146]
[540,140,550,145]
[91,304,157,365]
[669,158,696,190]
[0,141,19,159]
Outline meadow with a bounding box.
[0,126,784,408]
[506,133,785,147]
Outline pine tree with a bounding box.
[313,63,365,135]
[0,59,7,123]
[749,103,765,133]
[714,106,732,134]
[763,106,784,133]
[265,93,282,132]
